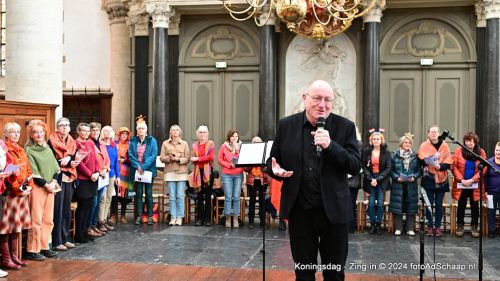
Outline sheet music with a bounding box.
[236,143,266,165]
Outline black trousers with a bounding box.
[457,189,479,226]
[111,195,130,217]
[248,180,265,223]
[196,181,212,222]
[349,188,358,231]
[289,205,348,281]
[52,181,74,245]
[75,197,93,242]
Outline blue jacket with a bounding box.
[128,135,158,181]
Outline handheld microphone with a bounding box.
[438,130,449,141]
[316,117,326,157]
[419,187,433,214]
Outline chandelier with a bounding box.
[222,0,380,40]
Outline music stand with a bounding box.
[235,141,273,281]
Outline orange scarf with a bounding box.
[418,139,453,183]
[48,132,77,180]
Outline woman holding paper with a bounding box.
[362,129,392,235]
[389,133,422,236]
[0,123,33,275]
[486,142,500,238]
[160,125,190,226]
[24,120,60,261]
[128,117,158,225]
[87,122,110,235]
[218,129,244,228]
[74,123,100,243]
[451,132,486,238]
[1,123,32,270]
[99,126,119,231]
[418,125,453,237]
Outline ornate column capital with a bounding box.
[145,1,174,29]
[124,0,149,36]
[484,0,500,19]
[476,0,487,27]
[168,13,181,35]
[102,0,129,24]
[362,0,386,23]
[258,4,277,26]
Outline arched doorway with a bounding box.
[179,21,260,148]
[380,14,476,149]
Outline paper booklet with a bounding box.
[98,172,110,190]
[75,150,89,161]
[424,154,439,166]
[457,182,478,189]
[399,173,414,182]
[134,170,153,183]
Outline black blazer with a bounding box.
[267,112,361,224]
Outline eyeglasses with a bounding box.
[306,93,333,105]
[57,124,70,128]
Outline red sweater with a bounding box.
[218,143,243,175]
[76,140,99,181]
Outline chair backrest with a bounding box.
[153,170,166,195]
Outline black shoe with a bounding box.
[85,235,95,242]
[248,222,255,229]
[204,221,212,227]
[278,220,287,231]
[195,220,203,226]
[25,252,45,261]
[376,223,382,235]
[369,225,376,234]
[488,232,495,238]
[75,238,90,243]
[41,249,58,258]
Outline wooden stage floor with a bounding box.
[6,259,480,281]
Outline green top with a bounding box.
[25,143,60,182]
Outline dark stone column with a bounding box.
[134,36,149,120]
[146,4,175,145]
[475,26,486,141]
[151,27,169,143]
[362,22,380,141]
[259,24,277,141]
[168,34,179,126]
[485,18,500,154]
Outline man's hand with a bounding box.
[371,179,377,187]
[271,157,293,178]
[311,128,331,149]
[137,166,144,175]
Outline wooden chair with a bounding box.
[450,202,489,236]
[359,191,391,231]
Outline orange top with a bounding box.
[371,154,380,174]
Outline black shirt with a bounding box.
[296,114,322,209]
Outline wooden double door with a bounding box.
[180,71,259,151]
[380,68,475,150]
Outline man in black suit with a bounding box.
[267,80,361,281]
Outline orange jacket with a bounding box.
[451,147,487,201]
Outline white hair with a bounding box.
[100,126,115,140]
[136,122,148,130]
[196,125,208,133]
